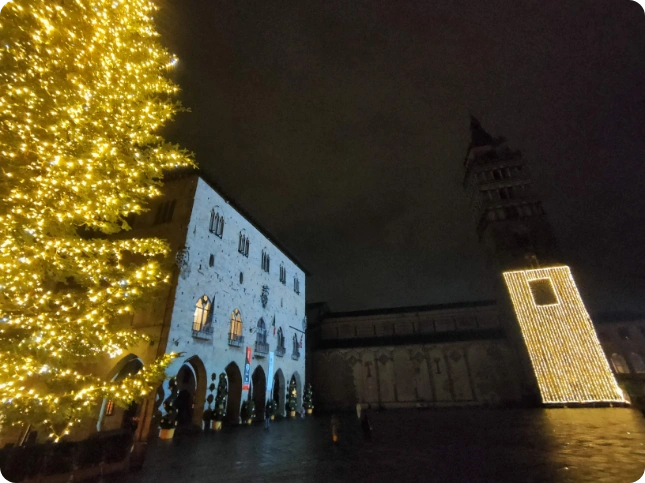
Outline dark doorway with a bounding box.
[176,365,196,426]
[225,362,242,424]
[252,366,266,420]
[273,369,286,417]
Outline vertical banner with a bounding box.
[267,352,275,397]
[243,346,252,391]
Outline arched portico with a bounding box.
[272,369,286,417]
[252,366,267,420]
[97,354,144,432]
[176,355,207,428]
[225,362,243,424]
[291,371,303,411]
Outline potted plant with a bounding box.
[286,379,297,418]
[203,373,217,431]
[212,373,228,431]
[266,399,277,420]
[303,383,314,415]
[159,377,179,440]
[241,399,255,425]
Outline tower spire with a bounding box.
[469,114,494,148]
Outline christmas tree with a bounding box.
[303,383,314,413]
[213,373,228,422]
[0,0,194,440]
[286,379,297,415]
[159,378,178,430]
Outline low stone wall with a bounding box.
[0,430,133,483]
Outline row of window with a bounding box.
[481,184,528,202]
[485,202,544,222]
[193,299,302,355]
[610,352,645,375]
[207,208,300,294]
[476,165,522,182]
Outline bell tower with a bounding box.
[463,116,558,270]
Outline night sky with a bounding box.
[156,0,645,315]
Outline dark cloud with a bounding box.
[157,0,645,313]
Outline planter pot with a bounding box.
[290,410,296,418]
[270,415,275,421]
[247,419,253,425]
[159,428,175,440]
[306,409,313,415]
[211,421,222,431]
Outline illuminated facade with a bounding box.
[503,266,624,404]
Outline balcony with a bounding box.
[192,324,213,341]
[228,333,244,348]
[291,350,301,361]
[255,341,270,357]
[275,346,286,358]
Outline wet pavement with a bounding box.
[108,408,645,483]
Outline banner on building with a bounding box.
[267,351,275,396]
[243,346,252,391]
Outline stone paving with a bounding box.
[106,408,645,483]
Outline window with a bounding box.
[255,318,269,356]
[154,200,176,225]
[261,249,270,273]
[630,353,645,374]
[193,295,213,332]
[528,279,558,306]
[611,353,630,374]
[238,232,249,257]
[279,264,286,285]
[275,327,286,357]
[493,170,502,180]
[229,309,243,342]
[294,276,300,295]
[209,254,215,267]
[209,209,224,238]
[239,272,244,284]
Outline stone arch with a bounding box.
[97,354,144,432]
[272,368,286,416]
[291,371,303,411]
[225,361,243,424]
[176,355,207,428]
[252,365,267,420]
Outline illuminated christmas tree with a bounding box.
[0,0,195,440]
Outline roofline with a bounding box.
[324,299,497,319]
[163,168,311,276]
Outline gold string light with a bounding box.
[503,266,624,405]
[0,0,194,441]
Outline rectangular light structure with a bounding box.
[503,266,624,405]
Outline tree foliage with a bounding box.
[0,0,194,440]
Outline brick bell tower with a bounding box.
[463,115,558,271]
[463,116,558,403]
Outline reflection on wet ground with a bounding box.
[106,408,645,483]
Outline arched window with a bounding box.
[209,208,224,237]
[630,353,645,374]
[611,353,630,374]
[256,318,267,343]
[261,249,270,273]
[229,309,243,344]
[279,264,286,284]
[238,232,249,257]
[277,328,285,350]
[293,276,300,295]
[193,295,212,332]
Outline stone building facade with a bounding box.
[93,174,307,440]
[307,302,523,410]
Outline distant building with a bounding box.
[90,174,307,441]
[308,117,628,410]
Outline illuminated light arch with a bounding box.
[503,266,624,405]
